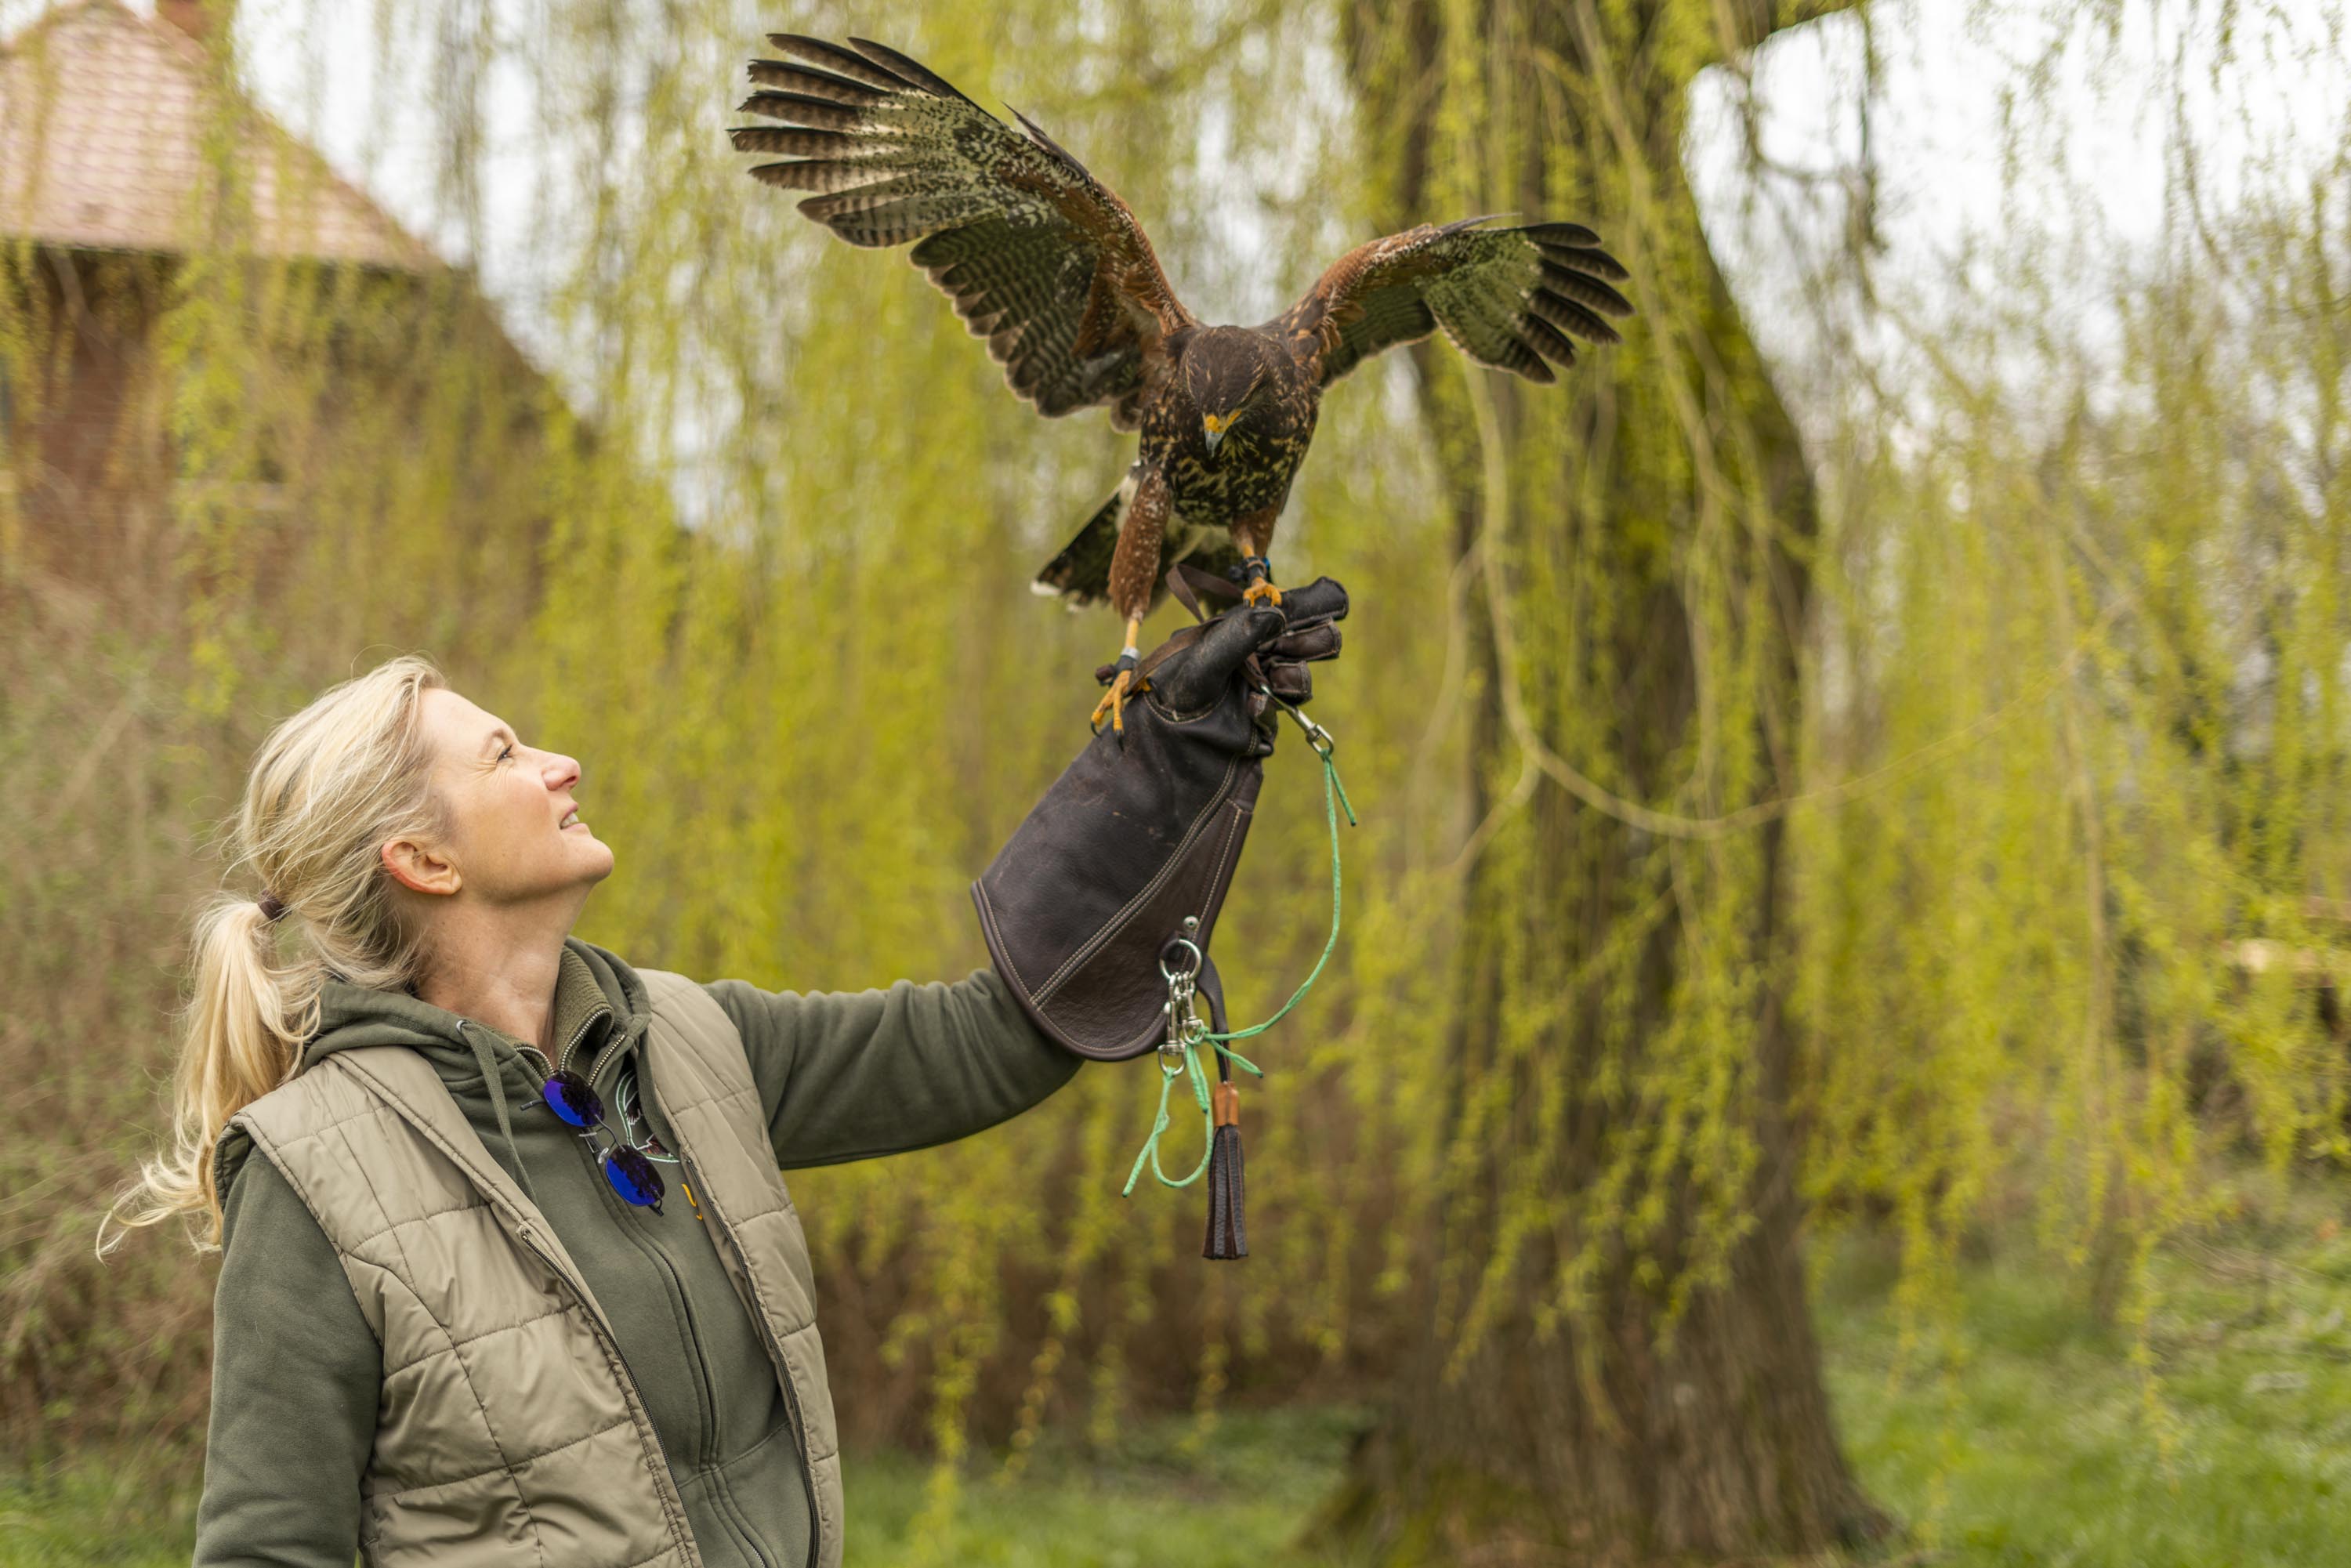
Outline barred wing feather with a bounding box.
[1271,217,1634,388]
[729,37,1196,430]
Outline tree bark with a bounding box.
[1311,1,1885,1559]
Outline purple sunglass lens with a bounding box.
[542,1070,603,1129]
[603,1146,665,1212]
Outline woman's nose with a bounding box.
[546,753,581,790]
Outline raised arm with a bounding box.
[706,965,1081,1169]
[710,578,1353,1170]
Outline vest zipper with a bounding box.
[681,1144,820,1568]
[636,1202,774,1568]
[341,1048,702,1564]
[647,1079,823,1568]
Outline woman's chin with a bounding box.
[569,832,615,878]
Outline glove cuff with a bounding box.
[976,567,1346,1063]
[972,714,1260,1061]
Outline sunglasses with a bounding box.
[534,1061,674,1212]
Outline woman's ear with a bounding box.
[382,835,462,898]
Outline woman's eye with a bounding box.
[498,743,515,762]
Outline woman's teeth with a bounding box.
[560,809,581,828]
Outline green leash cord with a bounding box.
[1123,701,1358,1197]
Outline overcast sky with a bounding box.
[8,0,2346,443]
[1687,1,2348,430]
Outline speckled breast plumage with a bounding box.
[1146,353,1320,542]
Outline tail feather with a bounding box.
[1179,538,1247,591]
[1033,473,1255,614]
[1033,479,1130,609]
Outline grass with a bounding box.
[0,1465,198,1568]
[9,1184,2351,1566]
[1817,1175,2351,1567]
[840,1403,1367,1567]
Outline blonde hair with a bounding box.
[103,654,453,1252]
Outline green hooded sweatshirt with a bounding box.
[194,937,1081,1568]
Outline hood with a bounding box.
[278,936,654,1205]
[302,935,650,1085]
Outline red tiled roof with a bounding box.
[0,0,431,267]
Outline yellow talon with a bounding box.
[1242,578,1283,608]
[1091,668,1145,735]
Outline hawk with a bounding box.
[729,36,1633,732]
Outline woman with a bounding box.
[106,581,1344,1568]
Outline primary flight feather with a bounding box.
[729,35,1634,732]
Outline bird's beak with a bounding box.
[1202,413,1227,456]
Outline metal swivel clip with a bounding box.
[1255,679,1337,760]
[1159,922,1208,1074]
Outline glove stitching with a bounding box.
[1032,754,1243,1005]
[1195,795,1250,936]
[970,882,1028,995]
[1147,698,1223,724]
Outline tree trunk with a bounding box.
[1312,2,1886,1559]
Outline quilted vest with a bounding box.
[226,968,843,1568]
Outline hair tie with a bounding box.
[257,891,289,923]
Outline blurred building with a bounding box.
[0,0,557,626]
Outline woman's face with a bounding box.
[391,687,614,908]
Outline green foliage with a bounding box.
[5,0,2350,1537]
[0,0,1454,1465]
[1792,1,2351,1391]
[1340,0,1853,1400]
[1822,1170,2351,1566]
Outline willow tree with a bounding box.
[2,0,1461,1481]
[1317,1,1882,1558]
[19,0,2351,1552]
[1788,0,2351,1438]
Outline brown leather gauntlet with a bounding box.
[971,576,1349,1060]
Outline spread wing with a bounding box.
[729,37,1196,431]
[1268,216,1633,388]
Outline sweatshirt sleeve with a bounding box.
[705,965,1083,1169]
[193,1150,379,1568]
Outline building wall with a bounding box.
[2,244,560,651]
[3,248,176,600]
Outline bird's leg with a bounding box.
[1240,553,1281,608]
[1090,616,1148,736]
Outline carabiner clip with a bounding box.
[1255,680,1336,759]
[1289,708,1335,759]
[1161,991,1204,1074]
[1161,935,1204,1072]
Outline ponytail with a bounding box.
[102,654,451,1252]
[103,900,309,1250]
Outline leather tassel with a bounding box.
[1204,1080,1248,1259]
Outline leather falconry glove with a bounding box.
[973,574,1348,1062]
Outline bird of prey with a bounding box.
[728,36,1633,733]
